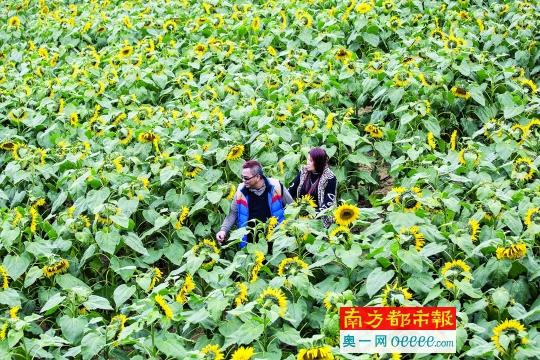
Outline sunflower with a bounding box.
[267,46,278,57]
[444,34,465,51]
[301,113,319,132]
[201,344,225,360]
[524,207,540,229]
[388,16,401,30]
[277,257,309,277]
[250,251,265,283]
[259,287,288,317]
[323,291,339,312]
[42,259,70,278]
[234,282,248,307]
[430,28,446,40]
[356,2,372,13]
[496,243,527,260]
[520,78,537,93]
[226,145,244,161]
[147,267,163,291]
[174,207,190,229]
[0,266,9,289]
[163,19,177,32]
[427,131,437,150]
[513,157,535,181]
[230,346,254,360]
[290,79,305,95]
[393,72,410,87]
[191,239,220,269]
[295,10,313,27]
[266,216,278,240]
[335,48,352,63]
[393,187,422,212]
[398,226,425,251]
[381,283,413,306]
[251,17,261,31]
[194,43,208,57]
[450,130,457,151]
[418,72,434,87]
[469,219,480,242]
[334,204,360,226]
[329,226,351,244]
[110,314,128,338]
[297,345,334,360]
[364,124,384,139]
[458,147,480,166]
[138,131,160,144]
[8,16,21,28]
[118,43,134,58]
[491,319,528,354]
[176,273,196,304]
[441,259,472,290]
[154,294,173,319]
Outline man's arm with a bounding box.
[220,198,238,233]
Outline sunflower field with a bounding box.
[1,0,540,359]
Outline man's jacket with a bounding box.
[235,176,285,248]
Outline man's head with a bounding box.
[242,160,263,189]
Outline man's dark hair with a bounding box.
[243,160,263,176]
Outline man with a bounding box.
[216,160,293,249]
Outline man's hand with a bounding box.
[216,230,227,244]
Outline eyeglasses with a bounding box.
[242,174,258,181]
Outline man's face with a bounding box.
[242,168,259,188]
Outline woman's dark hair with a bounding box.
[309,147,328,174]
[302,147,328,196]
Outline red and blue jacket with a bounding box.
[236,176,285,248]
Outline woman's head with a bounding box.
[306,147,328,173]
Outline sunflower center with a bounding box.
[401,192,417,208]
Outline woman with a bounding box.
[288,147,337,226]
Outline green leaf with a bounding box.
[58,316,87,344]
[123,233,149,256]
[365,268,394,297]
[206,191,222,204]
[397,249,423,273]
[362,33,380,47]
[501,211,523,235]
[113,285,136,309]
[160,166,178,185]
[469,84,486,106]
[95,231,119,255]
[41,292,66,313]
[336,243,363,269]
[224,319,264,348]
[497,93,524,119]
[374,141,392,159]
[491,287,510,310]
[284,299,307,328]
[56,274,91,292]
[0,288,21,307]
[155,333,187,358]
[275,324,302,346]
[454,280,482,298]
[83,295,113,310]
[24,266,43,288]
[81,331,106,360]
[110,214,130,229]
[3,253,31,281]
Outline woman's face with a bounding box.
[306,155,315,172]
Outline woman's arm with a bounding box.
[320,176,337,211]
[287,171,301,200]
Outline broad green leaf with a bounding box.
[113,284,136,309]
[366,268,394,297]
[41,293,66,313]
